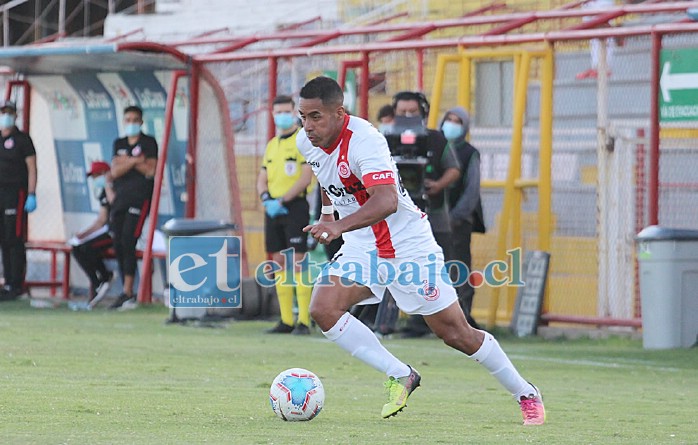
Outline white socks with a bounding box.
[323,312,411,379]
[469,331,535,399]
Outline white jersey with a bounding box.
[297,115,440,259]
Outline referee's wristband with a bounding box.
[260,191,271,202]
[320,205,335,215]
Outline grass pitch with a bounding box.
[1,301,697,445]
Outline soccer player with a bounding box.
[297,76,545,425]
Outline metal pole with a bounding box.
[108,0,115,14]
[84,0,90,37]
[360,51,370,120]
[267,57,278,143]
[596,37,610,316]
[3,10,9,47]
[137,71,186,304]
[649,31,661,226]
[58,0,66,35]
[187,62,200,218]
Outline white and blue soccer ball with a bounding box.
[269,368,324,421]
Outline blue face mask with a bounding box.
[124,123,141,137]
[378,123,393,135]
[441,121,464,141]
[0,113,15,129]
[274,113,295,130]
[93,175,106,189]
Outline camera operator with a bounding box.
[390,92,461,338]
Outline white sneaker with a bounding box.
[118,297,139,311]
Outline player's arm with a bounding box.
[133,157,157,177]
[111,154,138,179]
[133,141,158,177]
[281,164,313,203]
[256,167,269,198]
[25,155,37,194]
[335,184,397,233]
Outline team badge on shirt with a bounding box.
[4,138,14,149]
[132,145,142,156]
[338,161,351,179]
[419,281,440,301]
[285,160,297,176]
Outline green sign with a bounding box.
[659,48,698,122]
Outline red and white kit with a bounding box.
[297,115,457,315]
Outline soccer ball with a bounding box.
[269,368,324,421]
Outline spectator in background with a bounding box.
[70,161,115,308]
[0,100,37,301]
[440,107,486,329]
[108,105,158,310]
[376,104,395,134]
[257,95,314,335]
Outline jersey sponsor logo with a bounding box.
[323,181,366,199]
[4,138,13,149]
[128,206,142,215]
[117,148,128,156]
[132,145,142,156]
[338,161,351,179]
[371,171,395,181]
[307,160,320,168]
[419,281,440,301]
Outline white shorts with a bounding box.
[317,246,458,316]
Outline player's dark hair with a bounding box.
[299,76,344,107]
[392,91,430,118]
[272,95,295,107]
[123,105,143,119]
[377,104,394,121]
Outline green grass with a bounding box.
[1,301,697,445]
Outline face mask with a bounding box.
[93,175,106,189]
[378,123,393,135]
[0,113,15,129]
[124,123,141,137]
[442,121,464,141]
[274,113,295,130]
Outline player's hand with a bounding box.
[303,221,341,245]
[24,194,37,213]
[264,199,288,218]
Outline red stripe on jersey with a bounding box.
[337,131,396,258]
[16,189,26,238]
[134,200,150,238]
[362,170,396,188]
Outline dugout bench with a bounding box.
[24,240,166,300]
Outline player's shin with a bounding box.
[322,312,410,378]
[469,331,534,397]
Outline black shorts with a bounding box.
[265,197,309,254]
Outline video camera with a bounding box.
[384,116,431,210]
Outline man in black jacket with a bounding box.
[440,106,485,328]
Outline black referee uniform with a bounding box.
[0,125,36,297]
[110,133,157,293]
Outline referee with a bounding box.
[257,95,313,335]
[0,100,37,300]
